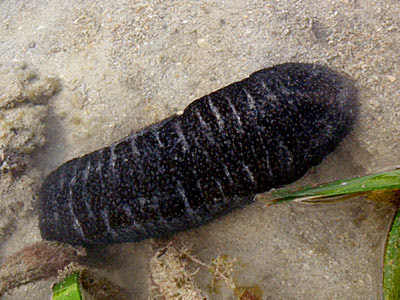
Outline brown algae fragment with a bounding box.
[0,242,81,297]
[149,243,207,300]
[0,241,129,299]
[205,254,261,299]
[79,268,130,300]
[149,242,262,300]
[207,254,237,294]
[234,285,263,300]
[57,264,131,300]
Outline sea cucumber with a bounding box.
[39,63,357,246]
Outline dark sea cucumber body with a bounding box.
[39,63,357,246]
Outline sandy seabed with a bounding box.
[0,1,399,299]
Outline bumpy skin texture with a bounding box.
[39,63,357,246]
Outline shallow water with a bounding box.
[0,0,399,299]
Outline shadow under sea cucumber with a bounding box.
[39,62,358,246]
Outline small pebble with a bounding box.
[28,41,36,48]
[386,75,396,82]
[196,38,212,50]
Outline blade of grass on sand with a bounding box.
[264,169,400,204]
